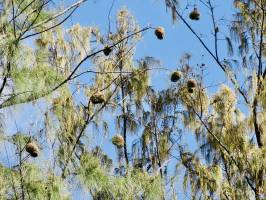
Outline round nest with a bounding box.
[187,79,197,88]
[170,71,182,82]
[103,46,112,56]
[189,8,200,20]
[90,92,105,104]
[26,142,39,157]
[112,135,124,148]
[154,27,165,40]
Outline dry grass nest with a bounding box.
[189,8,200,20]
[155,27,165,40]
[187,79,197,88]
[90,92,105,104]
[171,71,182,82]
[26,142,39,157]
[112,135,124,148]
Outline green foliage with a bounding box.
[78,153,164,200]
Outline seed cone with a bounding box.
[189,8,200,20]
[103,46,112,56]
[112,135,124,148]
[171,71,182,82]
[90,92,105,104]
[187,79,196,88]
[155,27,165,40]
[26,142,39,157]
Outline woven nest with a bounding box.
[154,27,165,40]
[112,135,124,148]
[170,71,182,82]
[189,8,200,20]
[103,46,112,56]
[187,79,196,88]
[35,38,48,47]
[25,142,39,157]
[90,92,105,104]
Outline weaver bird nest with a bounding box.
[112,135,124,148]
[25,142,39,157]
[171,71,182,82]
[187,79,196,88]
[155,27,165,40]
[90,92,105,104]
[103,46,112,56]
[189,8,200,20]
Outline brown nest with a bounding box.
[25,142,39,157]
[187,79,197,88]
[189,8,200,20]
[90,92,105,104]
[154,27,165,40]
[112,135,124,148]
[170,71,182,82]
[103,46,112,56]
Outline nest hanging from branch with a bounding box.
[103,46,112,56]
[189,8,200,20]
[170,71,182,82]
[90,92,105,104]
[112,135,124,148]
[187,79,197,88]
[154,27,165,40]
[25,142,39,157]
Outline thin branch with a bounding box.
[30,0,88,30]
[173,6,249,104]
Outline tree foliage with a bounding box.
[0,0,265,199]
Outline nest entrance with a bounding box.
[189,8,200,20]
[25,142,39,157]
[155,27,165,40]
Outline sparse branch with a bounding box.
[172,6,249,104]
[30,0,88,30]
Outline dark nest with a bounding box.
[103,46,112,56]
[154,27,165,40]
[170,71,182,82]
[187,79,197,88]
[90,93,105,104]
[25,142,39,157]
[189,8,200,20]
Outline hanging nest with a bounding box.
[103,46,112,56]
[112,135,124,148]
[189,8,200,20]
[25,142,39,157]
[154,27,165,40]
[170,71,182,82]
[35,38,48,47]
[187,79,197,88]
[90,92,105,104]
